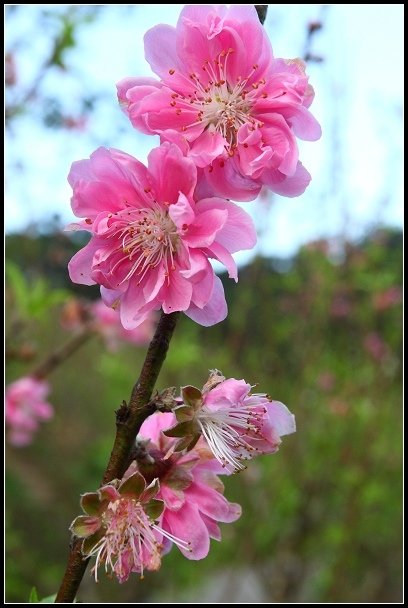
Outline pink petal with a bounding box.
[205,241,237,281]
[264,400,296,437]
[144,24,183,82]
[205,378,251,407]
[260,161,311,197]
[186,481,241,523]
[189,130,226,168]
[195,198,256,253]
[139,412,177,444]
[68,240,99,286]
[204,158,262,202]
[168,192,195,231]
[147,143,196,203]
[185,276,227,326]
[200,514,221,541]
[183,208,228,248]
[162,501,210,559]
[161,268,193,314]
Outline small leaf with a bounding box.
[119,471,146,499]
[140,478,160,503]
[144,499,164,521]
[82,528,105,556]
[181,385,202,409]
[70,515,100,538]
[80,492,101,516]
[164,420,197,438]
[40,594,57,603]
[98,484,120,502]
[174,405,195,423]
[174,433,200,453]
[29,587,39,603]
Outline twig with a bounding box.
[255,5,268,25]
[32,328,94,379]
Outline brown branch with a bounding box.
[32,328,94,379]
[255,5,268,25]
[55,311,180,603]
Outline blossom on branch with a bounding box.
[67,143,256,328]
[70,472,189,582]
[165,371,296,472]
[126,411,242,561]
[117,4,321,201]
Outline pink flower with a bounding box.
[67,143,256,328]
[117,5,321,201]
[165,371,296,472]
[91,300,155,351]
[363,332,388,362]
[128,411,242,561]
[373,286,402,312]
[5,376,53,447]
[70,473,188,582]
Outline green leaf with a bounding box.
[80,492,102,516]
[144,499,164,521]
[40,594,57,603]
[70,515,100,538]
[175,404,195,423]
[181,385,202,409]
[174,433,200,453]
[140,478,160,503]
[29,587,39,603]
[119,472,145,499]
[82,528,105,556]
[164,420,197,438]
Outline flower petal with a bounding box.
[162,501,210,559]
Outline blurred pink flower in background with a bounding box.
[67,143,256,328]
[60,298,155,350]
[363,332,389,362]
[118,4,320,201]
[330,294,352,318]
[373,286,402,312]
[91,300,155,351]
[5,376,53,446]
[316,371,336,392]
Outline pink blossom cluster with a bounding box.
[72,372,295,582]
[66,5,308,583]
[68,5,320,328]
[5,376,53,446]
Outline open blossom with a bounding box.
[126,411,242,560]
[165,371,296,472]
[5,376,53,447]
[117,5,321,201]
[67,143,256,329]
[70,472,189,582]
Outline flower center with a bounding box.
[108,205,179,286]
[196,401,267,472]
[168,49,266,152]
[89,497,190,581]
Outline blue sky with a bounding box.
[5,4,403,261]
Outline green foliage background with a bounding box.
[5,228,402,602]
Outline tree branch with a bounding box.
[32,328,94,379]
[255,5,268,25]
[55,311,180,603]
